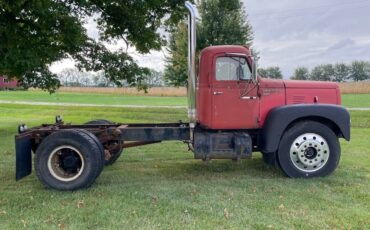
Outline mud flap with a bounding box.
[15,135,32,181]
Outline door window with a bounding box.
[215,57,251,81]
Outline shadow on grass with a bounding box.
[1,152,286,193]
[101,156,285,183]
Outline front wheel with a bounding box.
[277,121,340,178]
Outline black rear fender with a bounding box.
[260,104,350,153]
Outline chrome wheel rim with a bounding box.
[47,145,85,182]
[290,133,330,173]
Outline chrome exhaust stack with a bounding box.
[185,1,200,125]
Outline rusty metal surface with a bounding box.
[16,122,190,147]
[121,141,161,148]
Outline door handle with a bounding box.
[241,96,257,100]
[213,91,224,95]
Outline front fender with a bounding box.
[260,104,350,153]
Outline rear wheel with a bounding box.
[35,129,105,190]
[84,119,123,165]
[277,121,340,178]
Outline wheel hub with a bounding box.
[290,133,330,172]
[60,153,81,173]
[304,147,317,159]
[48,146,85,182]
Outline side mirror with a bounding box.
[251,54,259,84]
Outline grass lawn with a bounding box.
[0,90,369,108]
[0,103,369,229]
[0,90,187,106]
[342,94,370,108]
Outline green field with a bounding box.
[342,93,370,108]
[0,107,369,229]
[0,93,369,229]
[0,91,187,106]
[0,90,369,108]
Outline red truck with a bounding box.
[15,2,350,190]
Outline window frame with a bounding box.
[214,54,253,82]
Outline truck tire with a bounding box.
[84,119,113,125]
[35,129,105,190]
[277,121,340,178]
[84,119,123,165]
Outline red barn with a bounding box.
[0,76,18,89]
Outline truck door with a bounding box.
[211,55,260,129]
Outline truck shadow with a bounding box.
[167,159,283,179]
[104,156,285,183]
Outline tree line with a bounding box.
[291,61,370,82]
[259,61,370,82]
[57,68,165,87]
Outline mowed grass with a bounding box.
[0,102,369,229]
[341,94,370,108]
[0,90,187,106]
[0,90,369,108]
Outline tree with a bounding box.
[349,61,370,81]
[164,0,253,86]
[310,65,333,81]
[58,68,97,87]
[93,71,113,87]
[146,70,165,87]
[163,22,188,87]
[333,63,350,82]
[197,0,253,48]
[0,0,185,92]
[310,66,324,81]
[258,67,283,79]
[322,64,335,81]
[291,67,309,80]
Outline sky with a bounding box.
[244,0,370,77]
[50,0,370,78]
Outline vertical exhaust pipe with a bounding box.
[185,1,200,125]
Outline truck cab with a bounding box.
[192,44,350,178]
[197,45,342,130]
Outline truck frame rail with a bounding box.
[16,120,190,181]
